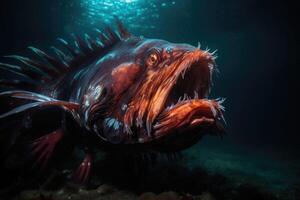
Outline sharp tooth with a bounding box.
[124,125,133,135]
[197,42,201,49]
[184,93,187,100]
[136,119,141,128]
[220,114,227,125]
[178,96,182,103]
[205,47,211,52]
[194,91,199,99]
[181,71,184,79]
[183,68,187,77]
[196,85,200,93]
[210,106,217,117]
[217,97,226,105]
[146,122,152,136]
[211,49,218,56]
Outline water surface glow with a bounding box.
[79,0,177,30]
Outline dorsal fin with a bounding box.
[115,17,131,39]
[0,19,132,90]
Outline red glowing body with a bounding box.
[0,21,225,184]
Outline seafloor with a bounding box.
[2,138,299,200]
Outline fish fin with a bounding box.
[0,20,132,92]
[0,90,79,120]
[28,46,69,72]
[0,62,36,80]
[4,55,54,80]
[30,129,64,170]
[0,90,78,161]
[115,17,131,39]
[72,34,93,55]
[72,153,92,185]
[57,38,79,58]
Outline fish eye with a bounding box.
[146,48,160,67]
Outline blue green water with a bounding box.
[69,2,298,197]
[66,0,186,36]
[78,0,171,29]
[0,0,297,199]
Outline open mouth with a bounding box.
[153,49,225,137]
[123,48,224,140]
[163,50,215,111]
[165,58,213,109]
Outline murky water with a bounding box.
[0,0,297,199]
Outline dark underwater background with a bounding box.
[0,0,298,199]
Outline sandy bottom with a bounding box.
[4,138,300,200]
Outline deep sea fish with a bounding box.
[0,20,225,184]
